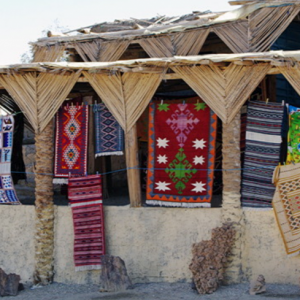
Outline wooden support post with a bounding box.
[266,75,277,101]
[221,112,244,284]
[125,124,142,207]
[85,96,95,175]
[33,121,54,285]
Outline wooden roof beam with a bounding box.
[267,67,280,74]
[230,0,300,5]
[229,1,255,5]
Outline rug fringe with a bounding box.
[71,200,103,207]
[242,207,273,211]
[146,200,211,208]
[11,201,22,205]
[287,251,300,258]
[75,265,102,272]
[95,151,123,157]
[53,178,68,184]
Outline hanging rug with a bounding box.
[241,101,284,208]
[68,174,105,271]
[146,100,217,207]
[0,115,20,204]
[94,103,124,157]
[54,104,89,184]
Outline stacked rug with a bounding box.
[272,163,300,256]
[68,174,105,271]
[241,101,284,208]
[94,103,124,157]
[0,115,20,204]
[54,104,89,184]
[146,100,217,207]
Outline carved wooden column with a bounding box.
[221,112,244,283]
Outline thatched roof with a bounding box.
[0,49,299,133]
[30,0,300,63]
[32,0,300,45]
[1,50,299,73]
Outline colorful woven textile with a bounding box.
[54,104,89,184]
[0,115,20,204]
[146,100,217,207]
[272,163,300,255]
[287,105,300,164]
[241,101,284,208]
[94,103,124,157]
[68,175,105,271]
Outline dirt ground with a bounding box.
[12,282,300,300]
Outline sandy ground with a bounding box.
[12,282,300,300]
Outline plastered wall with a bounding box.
[242,210,300,284]
[0,205,300,285]
[54,206,222,284]
[0,206,35,283]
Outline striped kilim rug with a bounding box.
[54,104,89,184]
[68,175,105,271]
[241,101,284,208]
[94,103,124,157]
[272,163,300,256]
[0,115,20,204]
[146,100,217,207]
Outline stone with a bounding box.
[189,223,236,295]
[249,274,266,295]
[99,255,133,292]
[0,268,21,296]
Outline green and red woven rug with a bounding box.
[146,99,217,207]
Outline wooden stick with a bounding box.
[229,0,300,5]
[85,96,95,175]
[233,61,254,66]
[229,0,257,5]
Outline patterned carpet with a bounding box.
[68,174,105,271]
[241,101,284,208]
[146,99,217,207]
[54,104,89,183]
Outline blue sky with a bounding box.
[0,0,239,65]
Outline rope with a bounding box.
[11,165,276,177]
